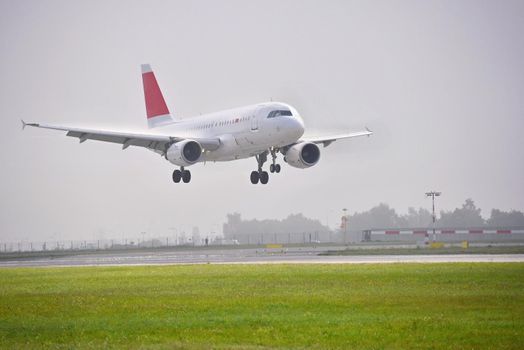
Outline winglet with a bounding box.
[21,120,39,130]
[365,126,373,136]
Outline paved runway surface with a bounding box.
[1,246,523,267]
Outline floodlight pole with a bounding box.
[425,191,441,242]
[342,208,348,244]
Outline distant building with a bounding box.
[192,226,201,246]
[223,213,333,244]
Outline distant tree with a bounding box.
[401,207,432,228]
[349,203,404,231]
[438,198,484,228]
[487,209,524,227]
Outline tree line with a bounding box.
[223,199,524,237]
[348,199,524,231]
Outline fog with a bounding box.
[1,0,523,242]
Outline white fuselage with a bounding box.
[155,102,305,162]
[24,64,372,185]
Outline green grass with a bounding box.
[1,264,523,349]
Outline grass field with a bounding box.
[1,264,523,349]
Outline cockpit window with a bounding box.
[267,110,293,118]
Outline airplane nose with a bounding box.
[292,117,305,138]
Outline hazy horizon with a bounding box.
[1,0,523,241]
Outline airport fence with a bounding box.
[225,231,337,245]
[0,237,200,254]
[0,232,339,254]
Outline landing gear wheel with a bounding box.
[270,164,275,173]
[250,171,260,184]
[275,164,281,173]
[260,171,269,184]
[182,170,191,183]
[172,170,182,183]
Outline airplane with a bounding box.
[22,64,372,184]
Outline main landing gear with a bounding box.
[250,149,282,185]
[250,151,268,185]
[172,167,191,183]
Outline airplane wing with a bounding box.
[21,121,221,154]
[301,128,373,147]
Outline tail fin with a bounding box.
[141,64,177,128]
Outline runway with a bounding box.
[1,246,523,267]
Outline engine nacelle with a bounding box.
[284,142,321,169]
[166,140,202,166]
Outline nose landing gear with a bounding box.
[172,167,192,183]
[269,148,281,173]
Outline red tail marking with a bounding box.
[142,71,170,118]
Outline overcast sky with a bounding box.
[1,0,523,242]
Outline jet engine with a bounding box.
[166,140,202,166]
[284,142,320,168]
